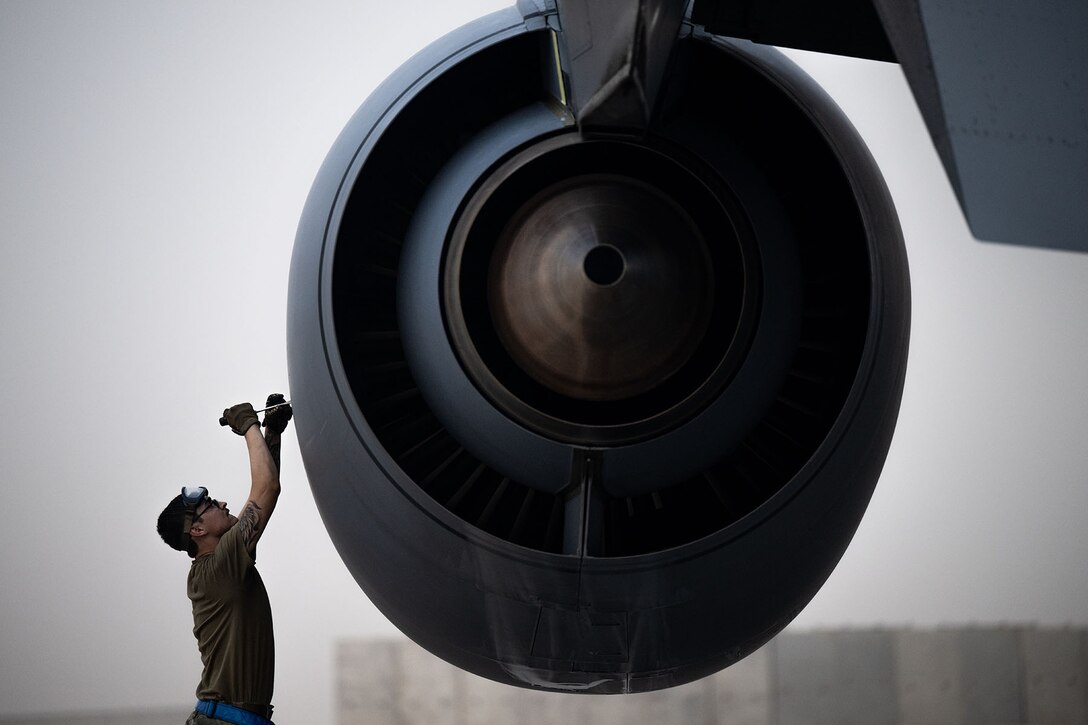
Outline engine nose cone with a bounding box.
[440,134,760,445]
[489,175,714,402]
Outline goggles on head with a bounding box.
[180,486,210,542]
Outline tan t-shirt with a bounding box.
[188,522,274,710]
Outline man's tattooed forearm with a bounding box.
[239,501,263,549]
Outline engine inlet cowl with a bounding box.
[288,7,909,694]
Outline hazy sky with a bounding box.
[2,1,1086,722]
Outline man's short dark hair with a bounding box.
[158,494,198,558]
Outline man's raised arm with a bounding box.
[222,402,283,556]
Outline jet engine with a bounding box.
[287,4,909,693]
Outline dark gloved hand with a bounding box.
[262,393,293,434]
[223,402,259,436]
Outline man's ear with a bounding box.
[189,522,207,539]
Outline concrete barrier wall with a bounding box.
[338,627,1088,725]
[4,627,1080,725]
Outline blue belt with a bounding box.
[195,700,274,725]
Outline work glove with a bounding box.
[262,393,292,434]
[223,402,259,436]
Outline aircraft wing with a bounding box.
[692,0,1088,252]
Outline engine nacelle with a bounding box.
[288,6,909,693]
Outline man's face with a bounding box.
[194,497,238,535]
